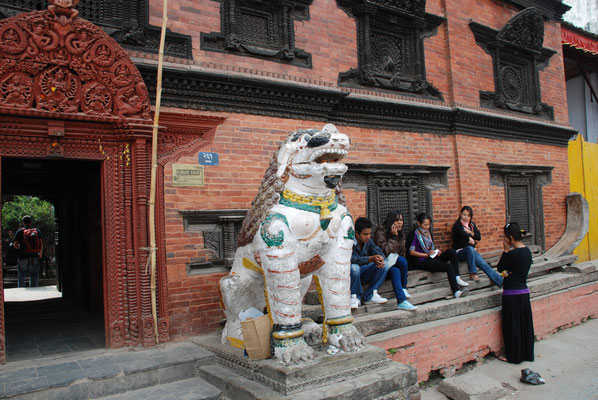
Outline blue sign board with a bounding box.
[198,152,219,166]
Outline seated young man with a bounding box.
[350,217,389,309]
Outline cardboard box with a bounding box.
[241,314,272,360]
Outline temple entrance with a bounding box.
[1,158,104,361]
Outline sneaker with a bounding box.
[403,288,411,298]
[456,276,469,287]
[364,290,388,304]
[350,294,361,309]
[454,287,470,298]
[386,253,399,267]
[398,300,417,311]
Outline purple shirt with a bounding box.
[409,235,428,263]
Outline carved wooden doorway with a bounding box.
[0,4,159,363]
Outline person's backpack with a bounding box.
[22,228,42,253]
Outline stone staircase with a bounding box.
[302,252,588,340]
[0,343,220,400]
[3,252,593,399]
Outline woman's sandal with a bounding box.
[496,354,508,362]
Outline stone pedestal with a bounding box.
[194,339,420,399]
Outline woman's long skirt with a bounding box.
[502,293,535,363]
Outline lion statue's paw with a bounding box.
[328,324,366,352]
[301,318,323,346]
[278,339,315,366]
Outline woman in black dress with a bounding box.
[497,222,534,363]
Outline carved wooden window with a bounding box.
[470,8,556,119]
[201,0,313,68]
[489,163,552,250]
[344,164,449,232]
[0,0,192,58]
[181,209,248,274]
[336,0,444,99]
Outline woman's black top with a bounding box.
[496,247,533,290]
[451,218,481,250]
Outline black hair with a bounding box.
[504,222,527,241]
[460,206,473,219]
[382,210,404,235]
[22,215,32,225]
[416,212,431,224]
[355,217,373,233]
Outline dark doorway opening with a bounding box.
[1,157,105,361]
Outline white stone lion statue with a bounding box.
[220,124,366,364]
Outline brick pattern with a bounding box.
[163,113,569,339]
[142,0,568,117]
[147,0,574,339]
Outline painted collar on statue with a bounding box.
[280,189,338,219]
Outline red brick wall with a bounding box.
[371,282,598,382]
[147,0,574,339]
[163,112,569,339]
[143,0,569,120]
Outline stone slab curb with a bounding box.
[353,264,596,337]
[0,343,215,399]
[438,372,509,400]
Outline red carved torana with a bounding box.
[0,5,225,363]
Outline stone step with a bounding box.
[102,377,221,400]
[198,355,418,400]
[304,254,577,308]
[354,265,597,338]
[0,342,215,399]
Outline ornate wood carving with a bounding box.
[345,164,449,229]
[503,0,570,20]
[201,0,313,68]
[0,0,192,58]
[470,8,556,119]
[0,8,150,119]
[337,0,444,99]
[488,163,552,250]
[181,209,248,270]
[157,113,227,166]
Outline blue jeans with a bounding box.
[385,256,408,303]
[17,257,40,287]
[457,246,503,287]
[350,262,388,301]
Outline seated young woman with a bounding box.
[452,206,503,287]
[374,210,417,311]
[408,213,469,299]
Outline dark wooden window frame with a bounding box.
[344,164,449,232]
[488,163,552,250]
[470,8,556,119]
[336,0,445,100]
[200,0,313,68]
[180,209,248,274]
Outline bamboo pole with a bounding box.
[148,0,168,344]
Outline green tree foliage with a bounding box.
[2,195,56,238]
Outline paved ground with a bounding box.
[421,318,598,400]
[4,297,105,362]
[4,285,62,302]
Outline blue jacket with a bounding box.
[351,238,384,265]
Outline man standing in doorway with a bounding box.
[12,215,43,287]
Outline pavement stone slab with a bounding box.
[37,361,82,376]
[0,367,38,385]
[45,369,87,388]
[5,376,50,397]
[438,372,509,400]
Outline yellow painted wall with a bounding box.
[569,135,597,262]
